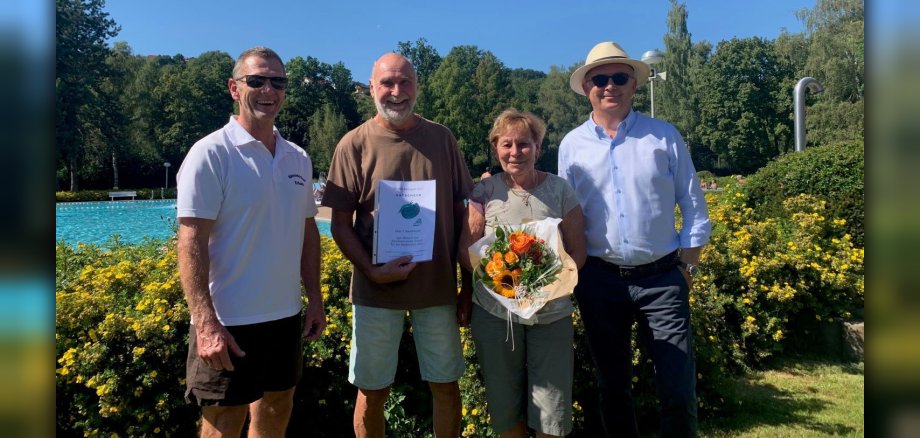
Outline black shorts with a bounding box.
[185,313,303,406]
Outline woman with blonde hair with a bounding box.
[459,109,586,437]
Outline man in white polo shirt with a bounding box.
[176,46,326,437]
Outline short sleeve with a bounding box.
[176,142,223,220]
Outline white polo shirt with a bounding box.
[177,116,319,326]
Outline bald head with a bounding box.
[371,53,417,84]
[369,53,419,130]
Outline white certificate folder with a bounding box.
[372,179,437,264]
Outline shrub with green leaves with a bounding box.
[56,195,863,435]
[696,180,863,370]
[56,239,196,436]
[742,141,864,246]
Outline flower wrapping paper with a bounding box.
[468,217,579,319]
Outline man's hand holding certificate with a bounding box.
[373,180,436,264]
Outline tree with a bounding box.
[120,54,183,188]
[797,0,864,103]
[659,1,701,150]
[153,52,234,171]
[695,38,795,173]
[508,68,546,114]
[535,65,591,174]
[96,41,140,189]
[428,46,511,174]
[308,103,347,177]
[278,56,359,152]
[796,0,864,147]
[56,0,120,191]
[397,38,442,118]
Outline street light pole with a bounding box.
[641,49,665,118]
[163,162,171,199]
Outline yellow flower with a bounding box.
[492,271,517,298]
[503,251,519,265]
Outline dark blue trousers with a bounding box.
[575,262,698,438]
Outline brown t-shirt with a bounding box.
[322,117,474,309]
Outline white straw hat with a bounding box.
[569,42,651,95]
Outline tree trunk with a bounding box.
[68,157,80,192]
[112,150,119,190]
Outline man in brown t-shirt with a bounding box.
[322,52,473,438]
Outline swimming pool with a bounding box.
[56,200,331,245]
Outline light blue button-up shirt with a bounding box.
[558,110,711,266]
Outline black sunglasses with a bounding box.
[235,75,288,90]
[590,72,632,88]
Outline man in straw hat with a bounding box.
[557,41,711,437]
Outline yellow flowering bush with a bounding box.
[686,179,864,402]
[55,179,863,434]
[56,239,195,436]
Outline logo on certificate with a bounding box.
[399,202,421,219]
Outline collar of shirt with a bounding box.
[586,109,638,142]
[225,116,292,156]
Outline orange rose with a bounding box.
[503,251,519,265]
[485,259,505,277]
[509,231,536,255]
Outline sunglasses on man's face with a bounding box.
[236,75,288,90]
[589,72,632,88]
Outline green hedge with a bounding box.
[742,141,864,246]
[56,187,864,435]
[56,188,177,202]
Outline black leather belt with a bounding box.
[586,251,679,279]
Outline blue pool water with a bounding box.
[56,200,331,245]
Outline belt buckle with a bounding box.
[618,266,636,278]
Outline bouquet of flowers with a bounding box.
[469,217,577,319]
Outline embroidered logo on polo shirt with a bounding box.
[288,174,306,186]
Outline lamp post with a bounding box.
[163,161,171,199]
[793,77,824,152]
[641,49,667,118]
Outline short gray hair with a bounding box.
[232,46,284,79]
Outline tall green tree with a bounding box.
[508,68,546,114]
[797,0,865,147]
[56,0,120,191]
[797,0,864,103]
[94,41,140,189]
[695,37,794,173]
[278,56,359,152]
[535,65,591,174]
[658,1,701,151]
[120,54,183,187]
[428,46,510,174]
[307,103,347,177]
[397,38,442,118]
[154,52,233,171]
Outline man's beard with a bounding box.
[375,97,416,123]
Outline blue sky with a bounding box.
[99,0,820,82]
[3,0,912,80]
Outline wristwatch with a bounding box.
[678,260,699,276]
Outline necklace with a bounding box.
[510,188,533,206]
[504,172,539,207]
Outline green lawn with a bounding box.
[701,356,864,437]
